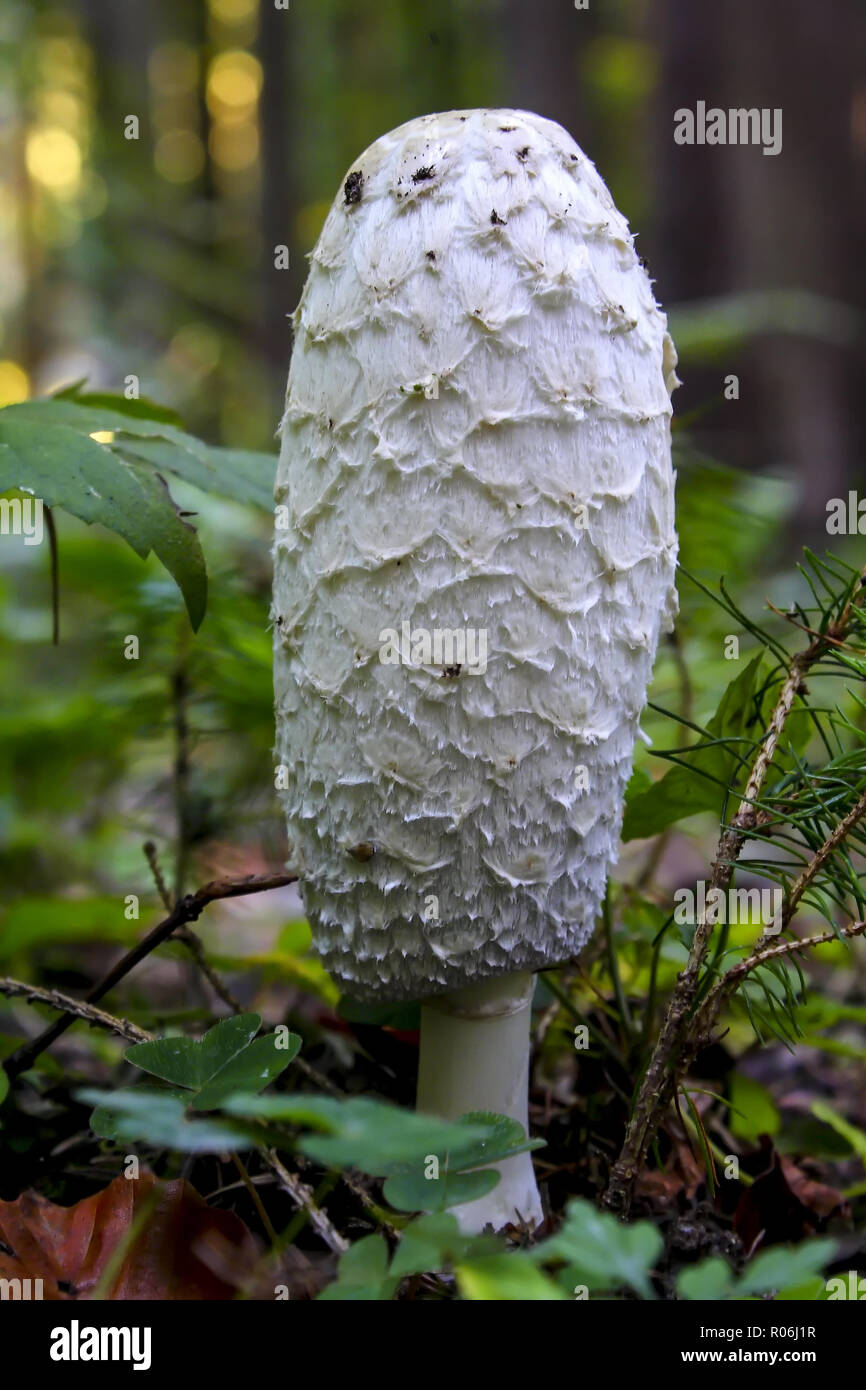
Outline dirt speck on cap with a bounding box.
[344,170,363,206]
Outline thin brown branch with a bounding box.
[3,869,298,1079]
[171,662,191,900]
[0,977,152,1045]
[143,840,173,912]
[784,788,866,927]
[263,1148,349,1254]
[174,925,245,1013]
[694,919,866,1041]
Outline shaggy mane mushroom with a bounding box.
[273,108,678,1232]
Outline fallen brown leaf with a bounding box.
[0,1171,259,1300]
[734,1139,850,1251]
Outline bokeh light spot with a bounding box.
[26,127,82,194]
[206,51,262,119]
[154,129,206,183]
[148,42,200,95]
[0,361,30,406]
[209,121,259,171]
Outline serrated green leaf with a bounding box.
[53,387,183,425]
[116,437,275,512]
[123,460,207,629]
[8,392,275,511]
[0,416,157,554]
[0,410,207,628]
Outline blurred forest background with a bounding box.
[1,0,865,1216]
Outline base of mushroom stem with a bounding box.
[415,970,543,1234]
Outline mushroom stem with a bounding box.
[416,970,543,1233]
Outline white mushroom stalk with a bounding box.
[273,109,678,1231]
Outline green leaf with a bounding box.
[383,1166,500,1214]
[53,385,184,425]
[381,1112,542,1213]
[9,393,275,512]
[737,1240,837,1296]
[299,1102,493,1176]
[125,1014,260,1090]
[191,1031,300,1110]
[317,1234,400,1301]
[811,1101,866,1164]
[80,1088,255,1153]
[533,1198,663,1299]
[0,409,207,628]
[729,1072,781,1142]
[88,1085,191,1139]
[115,438,275,513]
[677,1241,837,1301]
[773,1113,854,1160]
[622,653,765,840]
[123,460,207,630]
[446,1112,545,1168]
[668,290,859,362]
[222,1093,494,1177]
[0,1067,9,1106]
[388,1213,500,1278]
[775,1277,828,1300]
[0,896,140,962]
[677,1257,736,1301]
[457,1254,567,1301]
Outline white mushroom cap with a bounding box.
[273,109,678,1001]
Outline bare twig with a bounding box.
[3,870,298,1079]
[143,839,245,1011]
[0,977,152,1045]
[175,924,245,1013]
[143,840,173,912]
[171,661,192,900]
[263,1149,349,1254]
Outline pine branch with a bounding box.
[603,564,866,1215]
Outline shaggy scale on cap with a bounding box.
[273,109,678,1001]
